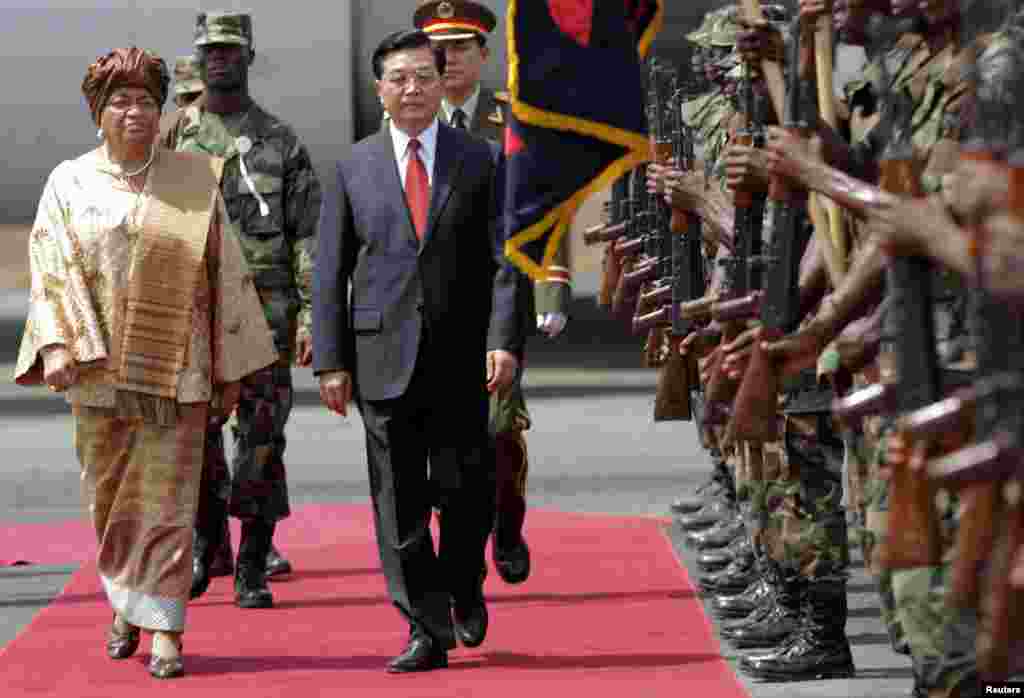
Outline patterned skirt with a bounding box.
[73,392,206,632]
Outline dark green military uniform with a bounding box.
[162,13,320,544]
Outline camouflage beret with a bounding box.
[414,0,496,41]
[172,55,203,95]
[194,11,252,48]
[686,11,718,47]
[707,7,741,48]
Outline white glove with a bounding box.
[536,312,568,338]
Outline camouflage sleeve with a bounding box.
[534,230,571,316]
[283,138,322,337]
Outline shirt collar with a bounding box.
[442,84,481,126]
[390,117,439,162]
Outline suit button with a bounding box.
[416,303,424,312]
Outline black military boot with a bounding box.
[712,572,775,620]
[670,459,733,515]
[235,520,275,609]
[698,534,751,571]
[686,516,745,550]
[722,574,803,649]
[190,498,229,599]
[698,547,757,595]
[675,498,736,532]
[738,577,855,680]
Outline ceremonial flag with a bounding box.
[504,0,662,281]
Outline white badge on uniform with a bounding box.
[235,136,270,217]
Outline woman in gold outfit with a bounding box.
[13,47,277,679]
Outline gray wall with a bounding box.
[0,1,354,222]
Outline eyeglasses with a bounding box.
[106,97,160,114]
[381,69,440,89]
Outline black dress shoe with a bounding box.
[698,536,751,571]
[452,591,489,648]
[493,538,531,584]
[235,560,274,609]
[387,633,448,673]
[265,545,293,579]
[106,615,140,659]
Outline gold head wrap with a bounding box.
[81,47,170,125]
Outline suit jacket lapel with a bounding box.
[422,123,463,251]
[372,128,419,245]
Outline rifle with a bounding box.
[705,62,767,412]
[924,34,1024,678]
[727,16,812,443]
[597,181,628,308]
[610,168,648,322]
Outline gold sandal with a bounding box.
[148,636,184,679]
[106,615,140,660]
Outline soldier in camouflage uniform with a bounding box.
[171,55,203,108]
[411,0,572,585]
[161,11,321,609]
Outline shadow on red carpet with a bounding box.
[0,504,748,697]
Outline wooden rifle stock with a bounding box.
[878,433,943,569]
[979,479,1024,682]
[598,239,625,308]
[654,337,695,422]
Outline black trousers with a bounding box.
[357,342,496,649]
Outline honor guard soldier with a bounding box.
[161,11,322,609]
[172,55,203,108]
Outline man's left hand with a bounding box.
[295,328,313,367]
[537,312,568,338]
[486,350,519,394]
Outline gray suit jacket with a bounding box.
[313,121,521,402]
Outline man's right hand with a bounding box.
[318,370,353,417]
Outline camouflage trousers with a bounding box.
[870,418,978,695]
[757,414,849,580]
[200,361,292,524]
[489,371,531,547]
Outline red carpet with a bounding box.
[0,505,748,697]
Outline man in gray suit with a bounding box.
[313,29,522,674]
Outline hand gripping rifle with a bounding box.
[703,62,768,417]
[610,167,649,322]
[727,15,812,443]
[922,28,1024,679]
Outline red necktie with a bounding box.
[405,138,429,240]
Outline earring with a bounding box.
[96,128,103,140]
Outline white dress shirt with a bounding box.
[390,117,439,190]
[441,84,481,129]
